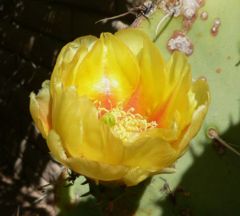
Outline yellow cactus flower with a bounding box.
[30,28,210,186]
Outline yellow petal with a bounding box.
[176,78,210,153]
[116,28,173,117]
[115,28,150,56]
[51,84,124,165]
[29,80,51,138]
[47,127,151,186]
[71,32,140,108]
[66,157,128,182]
[47,130,67,163]
[125,35,167,117]
[150,52,193,130]
[65,153,152,186]
[123,129,177,171]
[47,130,127,182]
[47,128,169,186]
[191,77,210,107]
[51,35,98,91]
[123,167,151,186]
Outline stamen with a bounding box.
[99,106,158,143]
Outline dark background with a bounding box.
[0,0,136,215]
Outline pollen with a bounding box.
[100,107,158,143]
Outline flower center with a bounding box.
[100,106,158,143]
